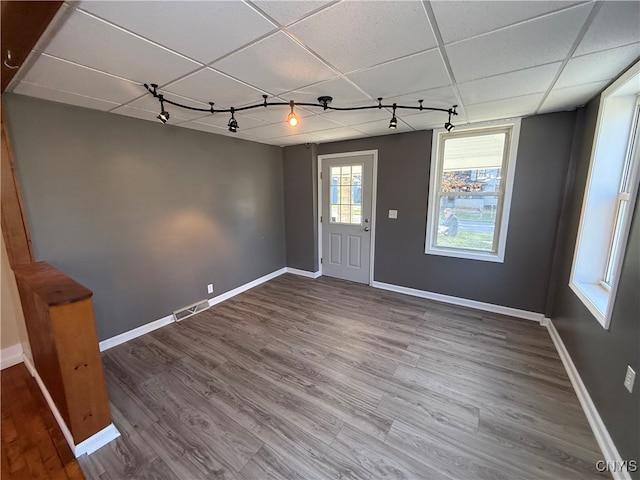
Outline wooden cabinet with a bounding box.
[13,262,111,444]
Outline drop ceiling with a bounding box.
[8,0,640,147]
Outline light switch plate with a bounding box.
[624,366,635,393]
[388,209,398,219]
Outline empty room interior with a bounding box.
[1,1,639,479]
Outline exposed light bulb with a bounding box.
[287,100,298,127]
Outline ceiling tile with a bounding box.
[347,50,450,99]
[13,82,120,111]
[353,119,413,136]
[45,10,201,84]
[213,31,336,95]
[242,122,299,139]
[21,54,143,104]
[112,102,198,123]
[555,43,640,89]
[539,80,608,113]
[447,4,593,83]
[402,110,456,131]
[313,126,371,141]
[465,93,544,122]
[458,62,561,105]
[196,113,267,131]
[297,114,344,132]
[251,1,333,26]
[383,85,460,111]
[79,1,277,64]
[273,133,324,146]
[288,1,436,72]
[283,77,370,105]
[163,68,267,109]
[432,1,583,44]
[575,1,640,56]
[320,103,392,127]
[128,93,210,121]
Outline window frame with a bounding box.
[425,119,521,263]
[569,60,640,329]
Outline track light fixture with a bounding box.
[228,107,239,132]
[157,94,170,124]
[144,83,458,134]
[389,104,398,130]
[287,100,298,127]
[444,108,457,132]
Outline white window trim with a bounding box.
[569,60,640,329]
[425,118,521,263]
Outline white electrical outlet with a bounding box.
[388,209,398,219]
[207,283,214,294]
[624,366,635,393]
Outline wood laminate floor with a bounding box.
[78,274,607,479]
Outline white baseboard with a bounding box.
[208,267,287,307]
[1,343,24,370]
[74,424,120,456]
[22,354,120,457]
[99,314,174,352]
[285,267,321,279]
[371,280,544,323]
[546,320,631,480]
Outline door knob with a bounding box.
[364,226,370,232]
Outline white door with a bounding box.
[321,152,375,284]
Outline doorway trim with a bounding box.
[317,150,378,285]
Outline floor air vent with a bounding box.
[173,300,210,322]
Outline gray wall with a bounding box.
[283,143,318,272]
[4,94,286,341]
[309,112,576,313]
[551,99,639,473]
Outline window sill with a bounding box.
[569,280,610,329]
[425,246,504,263]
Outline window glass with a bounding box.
[330,164,363,225]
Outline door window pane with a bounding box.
[330,163,363,225]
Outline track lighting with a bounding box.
[228,108,239,132]
[287,100,298,127]
[157,95,170,124]
[444,107,457,132]
[389,104,398,130]
[144,83,457,135]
